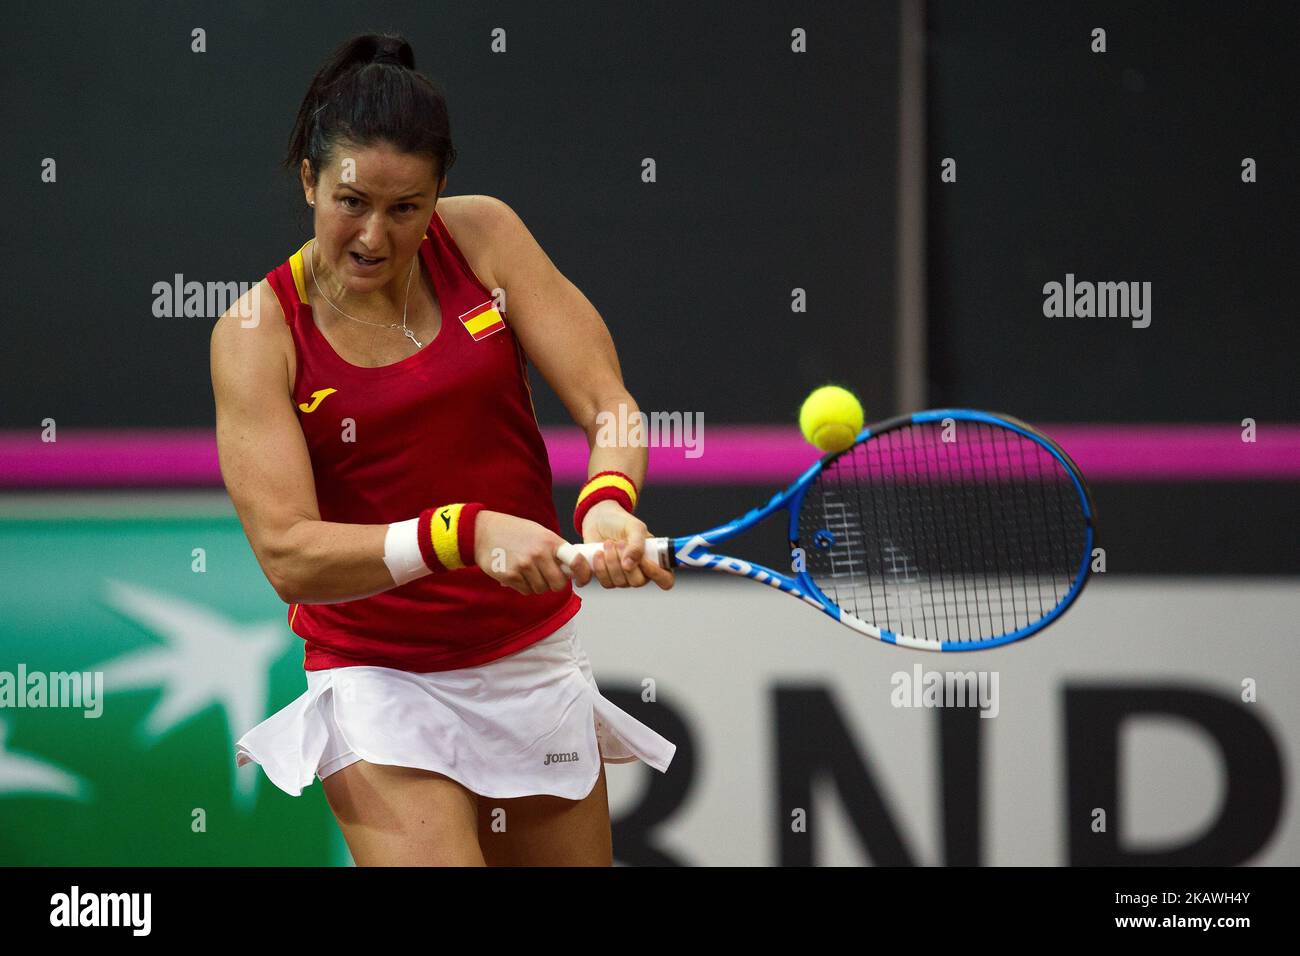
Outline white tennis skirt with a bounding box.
[234,615,676,801]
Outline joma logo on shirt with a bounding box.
[298,388,337,413]
[543,751,579,766]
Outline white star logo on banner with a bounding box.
[94,579,291,808]
[0,717,91,801]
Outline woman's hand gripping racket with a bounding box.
[557,409,1096,652]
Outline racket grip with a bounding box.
[556,537,672,571]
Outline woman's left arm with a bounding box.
[465,195,673,591]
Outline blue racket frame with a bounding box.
[664,409,1096,651]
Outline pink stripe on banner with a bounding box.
[0,424,1297,487]
[0,430,221,487]
[1035,424,1300,481]
[547,424,1300,483]
[540,427,814,483]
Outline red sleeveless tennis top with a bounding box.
[264,208,581,672]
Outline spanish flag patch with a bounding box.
[459,301,506,341]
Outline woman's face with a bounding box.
[300,139,445,295]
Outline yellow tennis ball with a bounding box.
[799,385,864,452]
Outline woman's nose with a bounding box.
[358,214,385,249]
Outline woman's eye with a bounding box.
[340,196,362,210]
[395,203,417,214]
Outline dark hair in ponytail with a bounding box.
[284,33,457,184]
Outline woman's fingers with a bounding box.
[537,554,572,592]
[591,547,614,588]
[591,545,627,588]
[517,562,547,595]
[568,553,594,587]
[623,554,647,587]
[641,558,675,590]
[572,540,670,590]
[603,540,630,587]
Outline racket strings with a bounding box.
[800,421,1088,644]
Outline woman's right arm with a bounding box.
[209,281,581,603]
[210,281,396,603]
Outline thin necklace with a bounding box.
[307,240,423,349]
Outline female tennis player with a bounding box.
[210,32,675,866]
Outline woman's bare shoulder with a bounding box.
[437,194,518,293]
[210,278,294,398]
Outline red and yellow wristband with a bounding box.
[381,503,486,588]
[416,502,484,572]
[573,470,638,537]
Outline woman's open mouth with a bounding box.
[350,252,386,269]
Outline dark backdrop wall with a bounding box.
[925,0,1299,423]
[920,0,1299,575]
[1,0,898,429]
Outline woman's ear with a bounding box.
[300,158,317,207]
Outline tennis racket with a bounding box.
[557,409,1095,652]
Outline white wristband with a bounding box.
[383,518,431,586]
